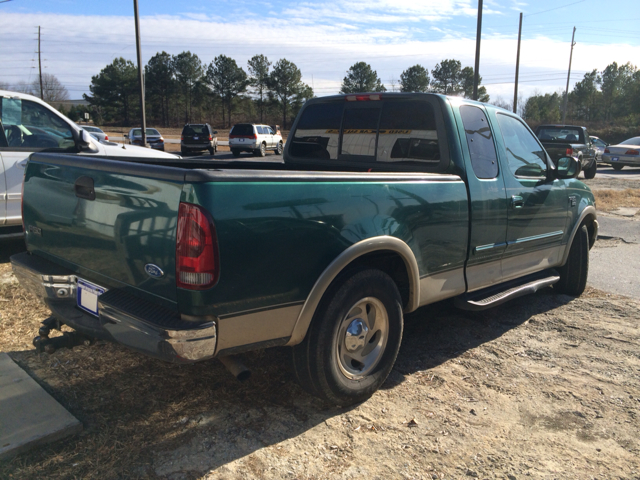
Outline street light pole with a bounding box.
[133,0,147,147]
[513,12,523,114]
[473,0,483,101]
[562,27,576,124]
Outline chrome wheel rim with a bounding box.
[335,297,389,380]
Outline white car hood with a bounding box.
[91,139,180,159]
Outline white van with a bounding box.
[0,90,179,238]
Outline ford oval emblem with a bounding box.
[145,264,164,278]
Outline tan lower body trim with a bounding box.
[216,303,303,353]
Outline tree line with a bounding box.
[81,52,313,129]
[342,59,489,103]
[518,62,640,128]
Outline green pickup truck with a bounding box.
[11,93,598,405]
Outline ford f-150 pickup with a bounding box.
[534,124,597,179]
[11,93,598,405]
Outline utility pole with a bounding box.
[133,0,147,147]
[513,12,523,114]
[473,0,483,100]
[38,26,43,100]
[562,27,576,124]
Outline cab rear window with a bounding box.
[288,97,445,170]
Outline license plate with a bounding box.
[77,278,106,317]
[612,157,619,161]
[240,139,244,142]
[194,136,199,140]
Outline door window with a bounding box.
[460,105,498,179]
[497,114,548,178]
[0,98,75,150]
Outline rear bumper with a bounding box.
[10,252,217,363]
[182,142,213,150]
[601,154,640,166]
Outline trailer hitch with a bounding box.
[33,316,93,354]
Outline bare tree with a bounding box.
[31,73,69,103]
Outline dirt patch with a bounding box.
[592,188,640,213]
[1,260,639,479]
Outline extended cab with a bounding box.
[534,124,598,179]
[0,90,180,239]
[11,93,598,405]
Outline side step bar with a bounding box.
[454,270,560,311]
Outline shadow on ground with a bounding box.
[0,239,25,264]
[0,289,574,478]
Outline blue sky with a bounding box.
[2,0,639,105]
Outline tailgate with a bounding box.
[542,143,572,163]
[23,153,186,302]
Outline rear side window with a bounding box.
[231,124,254,136]
[257,126,265,134]
[460,105,498,179]
[289,98,444,168]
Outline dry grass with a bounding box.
[592,188,640,212]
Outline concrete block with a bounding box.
[0,352,82,460]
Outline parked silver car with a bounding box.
[601,136,640,171]
[589,136,607,163]
[82,126,108,142]
[125,128,165,151]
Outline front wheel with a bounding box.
[292,268,404,405]
[583,159,597,179]
[612,164,624,171]
[275,141,284,155]
[555,225,589,296]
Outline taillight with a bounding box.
[176,202,219,290]
[105,135,108,141]
[625,149,639,155]
[345,94,382,101]
[565,148,573,155]
[208,135,213,141]
[253,134,258,140]
[181,135,184,141]
[604,148,610,153]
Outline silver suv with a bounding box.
[229,123,283,157]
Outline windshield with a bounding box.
[620,136,640,146]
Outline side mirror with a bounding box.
[555,156,580,179]
[213,131,218,135]
[77,129,99,153]
[124,134,129,139]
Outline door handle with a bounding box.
[511,195,524,208]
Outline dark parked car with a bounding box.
[534,125,597,179]
[181,124,217,155]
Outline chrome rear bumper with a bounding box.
[10,252,217,363]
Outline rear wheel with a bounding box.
[555,225,589,296]
[255,143,266,157]
[612,164,624,171]
[292,268,404,405]
[231,149,241,157]
[180,147,187,155]
[208,146,215,155]
[275,141,284,155]
[583,159,597,179]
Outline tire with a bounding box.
[275,141,284,155]
[583,159,597,179]
[180,147,187,155]
[555,225,589,296]
[254,143,266,157]
[292,268,404,406]
[208,146,214,155]
[612,164,624,171]
[231,149,241,157]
